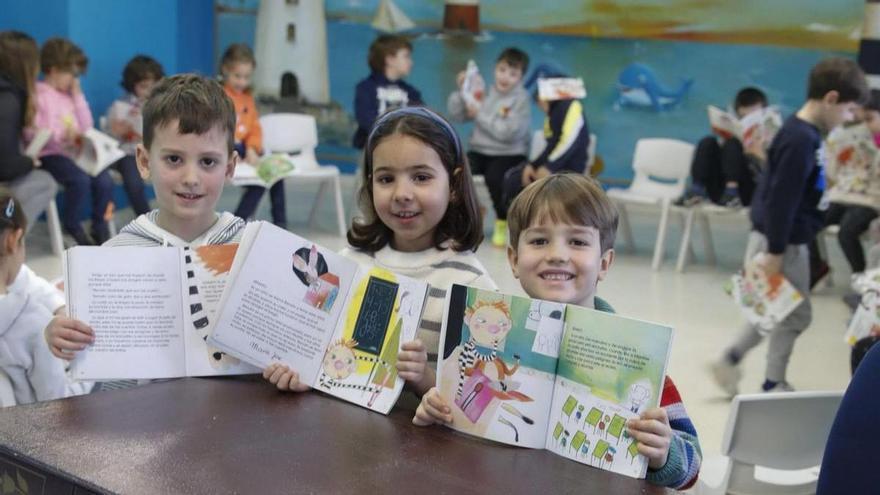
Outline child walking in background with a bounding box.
[223,44,286,228]
[448,47,531,248]
[263,107,497,395]
[0,192,89,404]
[0,31,58,230]
[712,58,869,395]
[106,55,164,217]
[414,174,702,490]
[352,34,423,150]
[32,37,113,246]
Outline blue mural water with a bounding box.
[325,20,845,181]
[615,63,693,111]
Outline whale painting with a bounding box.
[616,63,693,111]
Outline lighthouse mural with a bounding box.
[443,0,480,34]
[860,0,880,89]
[253,0,330,104]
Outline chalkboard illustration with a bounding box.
[292,244,340,312]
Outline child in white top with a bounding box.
[264,107,497,395]
[0,193,88,404]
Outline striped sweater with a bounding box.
[596,298,702,490]
[105,210,246,247]
[339,244,498,360]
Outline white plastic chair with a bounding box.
[675,204,750,272]
[606,138,694,270]
[695,391,843,495]
[0,369,15,407]
[233,113,346,236]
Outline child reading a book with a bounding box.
[712,58,868,395]
[414,174,702,490]
[0,192,90,404]
[352,34,423,150]
[263,107,497,395]
[222,44,286,228]
[677,87,769,208]
[447,47,531,248]
[31,38,114,246]
[105,55,165,217]
[0,31,58,231]
[43,74,247,367]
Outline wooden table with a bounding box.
[0,377,671,494]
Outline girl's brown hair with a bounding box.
[347,107,483,253]
[220,43,256,70]
[0,31,40,126]
[0,190,28,255]
[40,37,88,75]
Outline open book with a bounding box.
[208,222,428,414]
[538,78,587,101]
[729,257,804,333]
[826,123,880,195]
[844,268,880,345]
[707,105,782,150]
[436,284,673,479]
[64,244,260,380]
[460,60,485,108]
[75,128,126,176]
[231,153,297,188]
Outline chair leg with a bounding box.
[652,200,671,271]
[676,209,696,273]
[699,212,717,266]
[308,181,328,230]
[47,200,64,257]
[618,204,635,254]
[332,176,346,237]
[815,232,834,288]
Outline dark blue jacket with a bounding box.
[352,72,423,149]
[0,76,34,182]
[749,115,825,254]
[532,99,590,173]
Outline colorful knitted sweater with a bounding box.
[596,297,702,490]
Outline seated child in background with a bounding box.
[0,192,90,404]
[414,174,702,490]
[677,87,769,208]
[105,55,164,217]
[32,38,114,245]
[352,34,423,150]
[222,44,286,228]
[447,47,532,248]
[44,74,247,374]
[501,83,590,221]
[263,107,497,395]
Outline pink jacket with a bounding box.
[32,81,94,158]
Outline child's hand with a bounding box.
[245,147,260,165]
[397,339,433,393]
[465,102,480,118]
[44,316,94,360]
[71,77,82,97]
[413,387,453,426]
[744,134,767,162]
[521,164,537,186]
[534,166,551,181]
[626,407,672,470]
[456,70,467,89]
[263,362,311,392]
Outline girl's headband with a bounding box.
[363,106,463,170]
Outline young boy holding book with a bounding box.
[414,174,702,490]
[43,74,247,360]
[712,58,869,395]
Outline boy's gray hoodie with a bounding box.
[106,210,246,247]
[448,83,531,157]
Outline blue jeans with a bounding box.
[112,154,150,215]
[40,154,113,234]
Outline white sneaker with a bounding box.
[763,381,795,393]
[710,359,742,397]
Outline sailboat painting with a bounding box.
[372,0,415,33]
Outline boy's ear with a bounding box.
[135,144,150,179]
[226,149,239,179]
[507,245,520,279]
[597,248,615,282]
[823,90,840,105]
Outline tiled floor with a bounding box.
[26,176,855,460]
